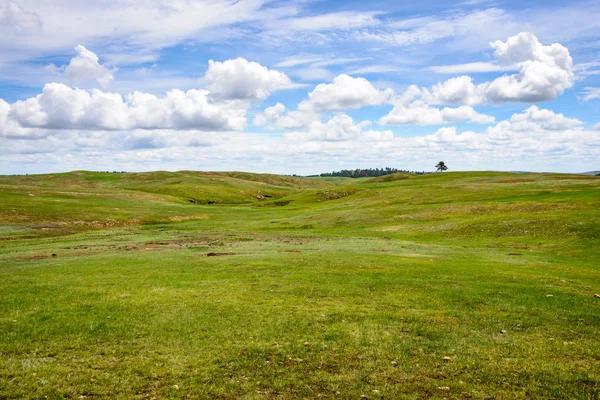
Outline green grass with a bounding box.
[0,171,599,399]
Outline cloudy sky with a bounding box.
[1,0,599,175]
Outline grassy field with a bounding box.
[0,170,599,399]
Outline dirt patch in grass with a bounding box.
[316,190,356,201]
[261,200,293,207]
[205,252,236,257]
[18,254,54,261]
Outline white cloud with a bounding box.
[380,102,495,126]
[276,55,373,82]
[357,5,600,57]
[2,105,599,175]
[64,45,114,87]
[4,83,247,136]
[0,0,298,65]
[275,55,326,68]
[275,55,370,69]
[429,62,516,74]
[422,76,487,106]
[253,103,317,130]
[574,62,600,79]
[508,105,582,130]
[2,57,304,137]
[357,9,512,47]
[424,126,478,144]
[291,67,334,83]
[582,87,600,101]
[0,97,46,139]
[346,65,400,75]
[0,0,42,33]
[393,32,575,107]
[485,32,574,102]
[286,114,393,142]
[205,58,295,101]
[270,11,380,33]
[482,106,586,143]
[299,74,393,112]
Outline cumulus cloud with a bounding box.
[0,98,47,139]
[421,76,487,106]
[381,106,598,166]
[266,106,598,172]
[485,32,574,102]
[423,126,478,144]
[2,104,599,174]
[1,57,305,138]
[205,58,294,100]
[298,74,393,112]
[393,32,574,107]
[3,83,247,136]
[509,105,582,130]
[482,106,585,142]
[64,45,114,87]
[286,114,393,142]
[380,102,495,125]
[253,103,317,130]
[381,105,591,155]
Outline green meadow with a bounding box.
[0,170,599,399]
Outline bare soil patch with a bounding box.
[205,252,236,257]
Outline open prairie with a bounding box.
[1,171,599,399]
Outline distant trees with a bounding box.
[435,161,448,172]
[319,167,429,178]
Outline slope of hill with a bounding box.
[1,170,599,398]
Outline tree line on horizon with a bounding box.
[316,167,430,178]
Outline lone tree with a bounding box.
[435,161,448,172]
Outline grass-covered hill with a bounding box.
[1,170,599,398]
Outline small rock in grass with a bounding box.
[500,330,507,334]
[172,385,179,390]
[304,341,310,346]
[546,294,553,297]
[594,294,600,298]
[391,361,398,367]
[443,356,451,361]
[437,386,450,391]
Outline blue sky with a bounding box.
[0,0,599,174]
